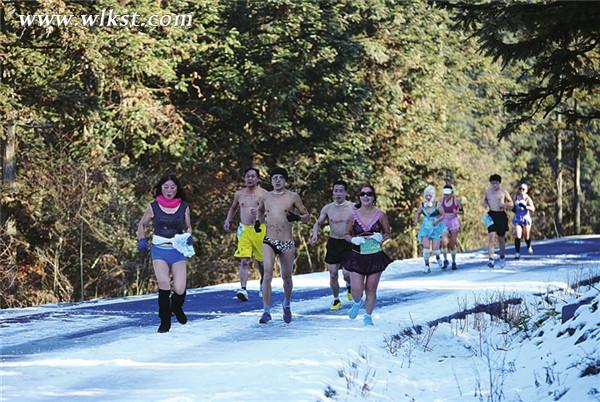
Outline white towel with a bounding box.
[152,234,196,258]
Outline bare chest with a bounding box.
[327,205,353,225]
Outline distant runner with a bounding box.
[414,185,447,273]
[512,183,535,259]
[482,174,513,268]
[441,184,463,270]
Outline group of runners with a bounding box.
[137,169,535,332]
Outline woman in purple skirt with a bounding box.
[343,183,392,326]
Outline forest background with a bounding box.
[1,0,598,307]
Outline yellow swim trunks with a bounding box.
[234,223,266,261]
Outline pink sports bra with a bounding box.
[442,196,458,213]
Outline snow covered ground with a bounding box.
[1,235,599,402]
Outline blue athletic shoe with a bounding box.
[363,314,374,326]
[259,312,272,324]
[348,300,362,320]
[283,306,292,323]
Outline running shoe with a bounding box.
[424,263,431,274]
[487,259,495,268]
[437,258,444,269]
[348,300,363,320]
[346,288,352,301]
[236,289,249,302]
[498,258,506,269]
[528,246,533,254]
[259,312,272,324]
[443,259,449,269]
[363,314,374,326]
[330,299,342,311]
[515,252,520,260]
[451,262,457,270]
[283,306,292,323]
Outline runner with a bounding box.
[441,184,463,270]
[137,174,195,333]
[512,183,536,259]
[413,185,447,273]
[310,180,354,310]
[223,167,268,301]
[482,174,514,268]
[257,167,310,324]
[344,183,392,326]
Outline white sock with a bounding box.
[423,249,431,263]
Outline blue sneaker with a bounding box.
[259,312,272,324]
[283,306,292,323]
[363,314,374,326]
[348,300,363,320]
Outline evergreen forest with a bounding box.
[1,0,598,307]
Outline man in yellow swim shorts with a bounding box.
[224,167,268,301]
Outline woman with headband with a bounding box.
[512,183,536,258]
[440,184,463,270]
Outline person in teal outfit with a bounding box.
[414,185,447,273]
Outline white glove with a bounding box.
[351,236,365,246]
[370,232,384,243]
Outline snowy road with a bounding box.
[1,235,599,401]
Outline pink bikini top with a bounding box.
[351,209,383,236]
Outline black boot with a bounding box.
[171,291,188,325]
[157,289,172,333]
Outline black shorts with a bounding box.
[324,237,352,265]
[487,211,509,237]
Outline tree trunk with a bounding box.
[573,130,581,234]
[555,114,563,236]
[572,99,581,235]
[1,120,17,233]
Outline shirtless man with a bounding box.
[310,180,354,310]
[482,174,514,268]
[257,167,310,324]
[224,167,268,301]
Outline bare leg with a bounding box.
[422,237,431,264]
[433,238,442,267]
[261,244,275,311]
[523,225,532,250]
[171,260,187,295]
[449,230,459,264]
[153,260,171,291]
[364,272,382,314]
[350,272,365,303]
[498,235,506,258]
[449,230,458,251]
[279,247,295,305]
[342,268,351,285]
[256,261,265,286]
[487,232,496,259]
[239,258,251,288]
[328,263,340,298]
[513,224,523,254]
[442,231,449,261]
